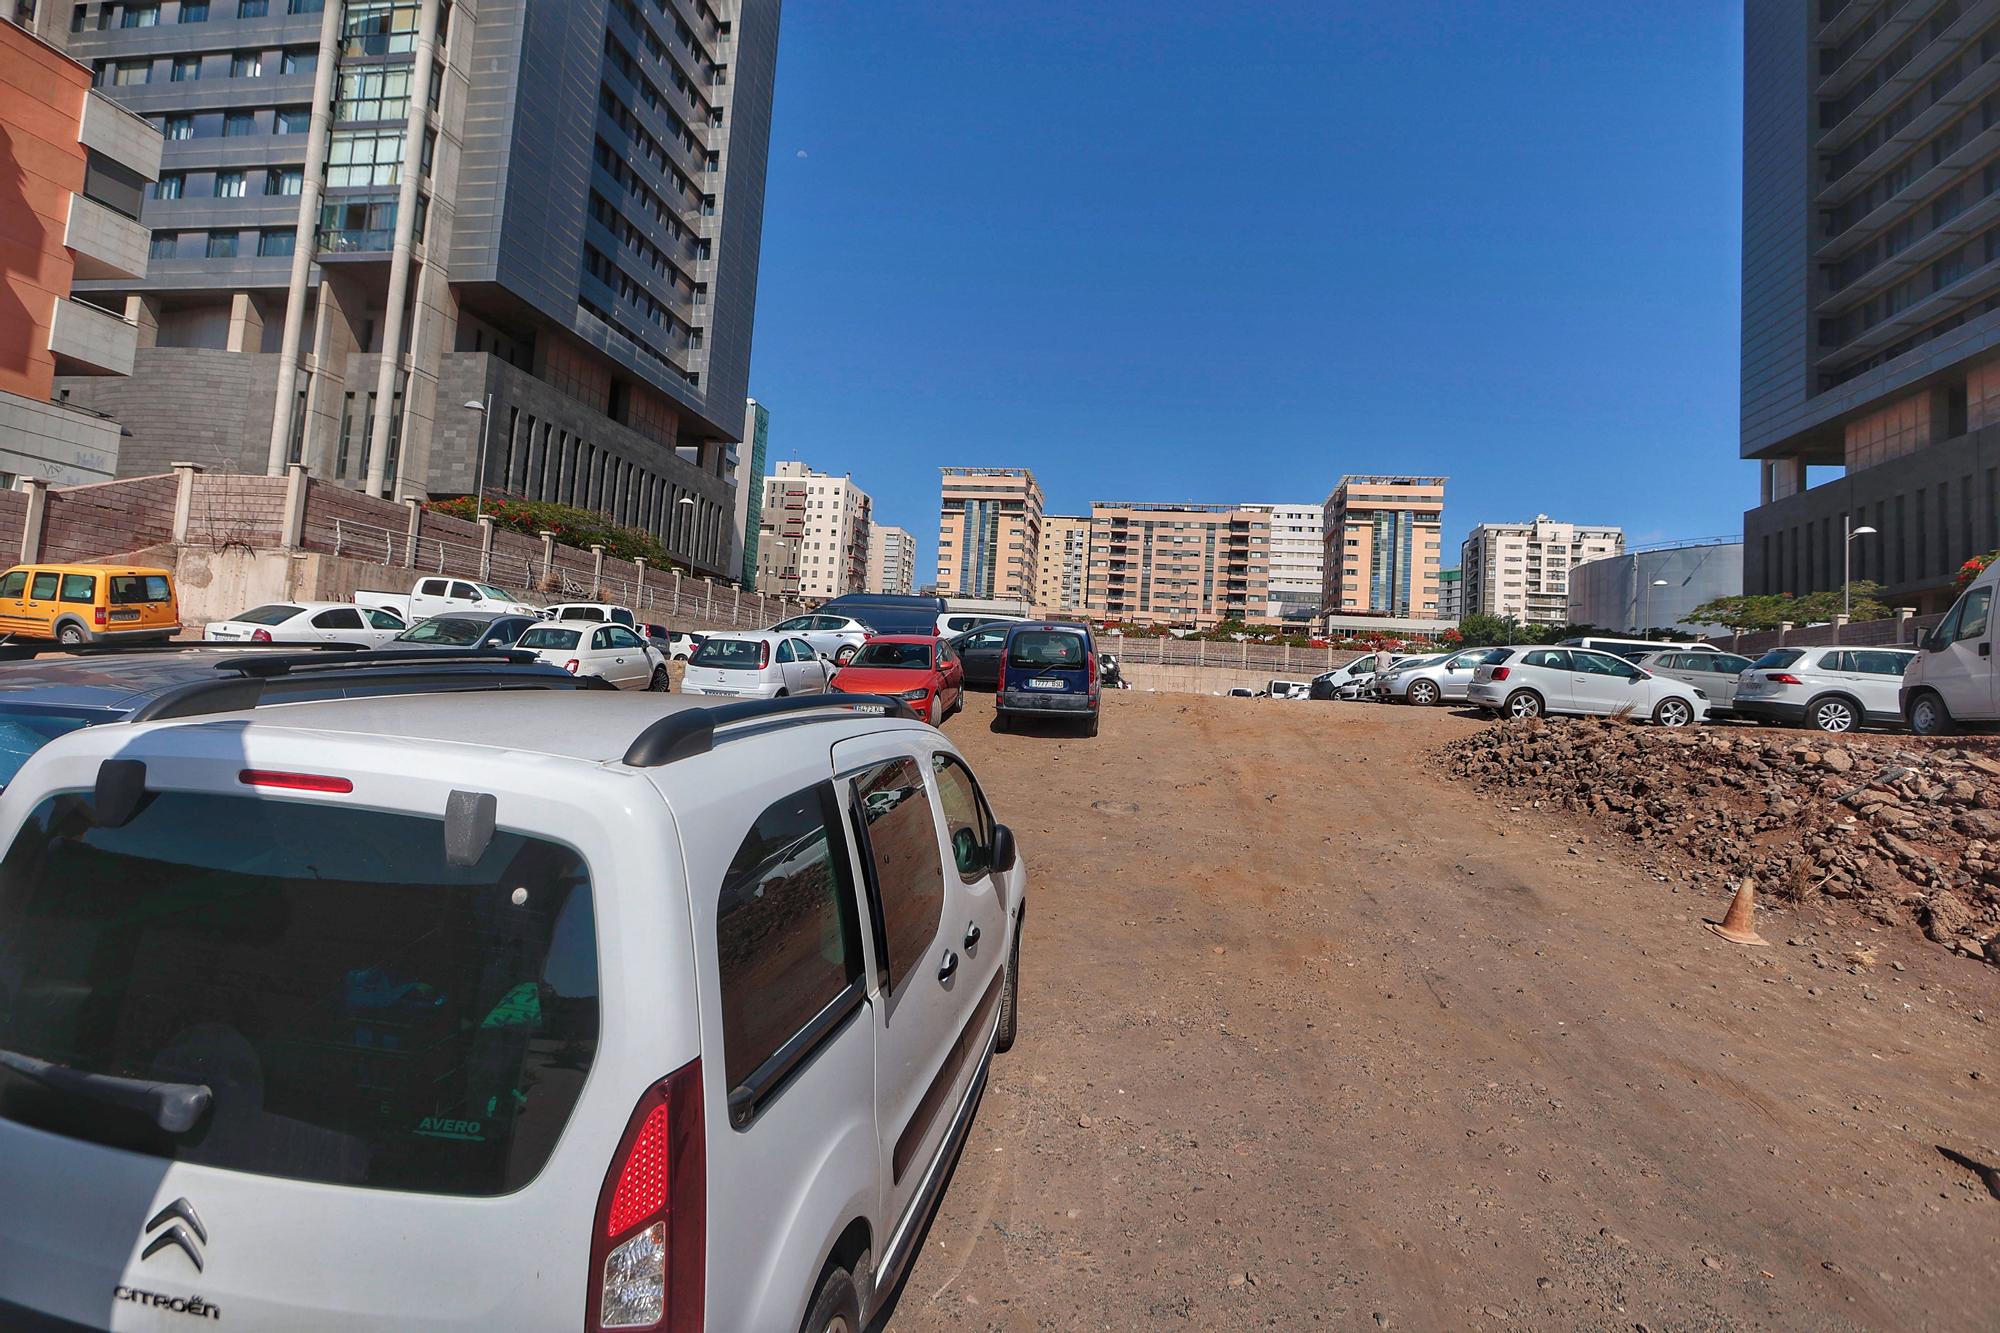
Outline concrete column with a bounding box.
[403,498,422,569]
[169,461,202,542]
[18,479,49,563]
[1897,606,1916,644]
[265,0,347,475]
[124,294,160,349]
[1832,613,1849,645]
[539,530,556,585]
[477,515,495,581]
[302,276,358,477]
[671,569,683,614]
[1778,620,1793,646]
[363,0,447,496]
[280,462,309,548]
[590,543,605,594]
[226,293,264,354]
[634,558,647,610]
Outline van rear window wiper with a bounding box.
[0,1048,211,1133]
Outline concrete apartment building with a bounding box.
[1742,2,2000,612]
[936,466,1042,602]
[1436,567,1463,622]
[1085,502,1272,629]
[1033,512,1089,615]
[755,460,870,600]
[1570,538,1744,636]
[0,9,162,484]
[52,0,779,581]
[1460,516,1624,626]
[1264,502,1323,623]
[866,523,914,595]
[1320,476,1446,620]
[730,395,767,586]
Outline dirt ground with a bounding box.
[887,688,2000,1332]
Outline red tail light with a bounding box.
[589,1060,705,1332]
[758,641,770,669]
[1490,666,1511,681]
[239,769,353,793]
[564,659,581,674]
[251,627,271,642]
[1769,672,1803,685]
[93,607,108,627]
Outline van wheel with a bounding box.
[996,926,1020,1053]
[56,624,85,646]
[1908,690,1956,737]
[1807,694,1859,733]
[648,665,670,692]
[775,688,788,698]
[1084,713,1099,737]
[994,713,1010,733]
[800,1264,862,1333]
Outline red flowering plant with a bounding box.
[1956,550,1997,592]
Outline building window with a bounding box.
[205,231,238,258]
[111,60,151,86]
[154,172,184,199]
[164,114,194,139]
[231,50,263,77]
[170,55,201,80]
[287,0,324,11]
[264,166,303,195]
[281,47,316,75]
[215,170,246,198]
[224,111,257,136]
[237,0,267,15]
[335,66,411,122]
[149,232,180,258]
[258,228,295,257]
[178,1,208,19]
[326,128,404,186]
[121,3,160,26]
[274,107,310,134]
[341,0,419,57]
[318,195,397,251]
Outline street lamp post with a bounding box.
[1844,515,1878,620]
[674,494,697,576]
[462,395,493,524]
[1643,578,1669,637]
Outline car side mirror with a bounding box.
[989,823,1018,875]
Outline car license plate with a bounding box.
[1027,678,1063,690]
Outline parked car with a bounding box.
[682,631,831,698]
[938,610,1029,637]
[948,622,1023,690]
[769,613,873,665]
[1733,645,1917,732]
[0,688,1025,1332]
[356,576,541,623]
[1313,654,1414,701]
[543,601,638,628]
[0,644,588,791]
[1099,651,1126,689]
[1226,686,1257,698]
[1266,679,1311,699]
[0,563,178,649]
[1468,645,1709,725]
[205,601,406,648]
[383,610,541,651]
[996,622,1100,735]
[1629,649,1756,716]
[1555,635,1725,661]
[1375,648,1504,705]
[644,622,706,660]
[830,635,965,724]
[1902,561,1995,735]
[515,619,669,689]
[818,592,948,636]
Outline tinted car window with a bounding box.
[419,578,448,596]
[0,792,598,1197]
[791,639,818,663]
[773,617,810,632]
[1521,649,1570,670]
[59,575,95,603]
[0,572,23,599]
[1956,587,1991,642]
[610,609,634,627]
[1749,649,1805,670]
[108,575,169,604]
[235,604,303,625]
[366,609,404,629]
[605,626,643,649]
[1008,630,1088,669]
[776,638,796,663]
[1850,650,1915,676]
[854,756,944,992]
[557,606,605,622]
[313,607,364,629]
[450,582,480,601]
[398,617,485,646]
[1574,651,1641,678]
[692,638,764,669]
[521,627,582,650]
[28,573,58,601]
[0,703,117,788]
[1711,654,1752,674]
[932,754,994,878]
[715,784,861,1091]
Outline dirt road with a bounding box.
[889,689,1999,1331]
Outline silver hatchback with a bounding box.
[1376,648,1505,705]
[1629,649,1755,715]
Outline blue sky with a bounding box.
[748,1,1746,575]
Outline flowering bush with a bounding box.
[425,496,671,566]
[1956,550,1997,592]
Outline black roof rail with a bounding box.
[45,641,369,658]
[128,659,591,723]
[216,648,540,678]
[623,694,920,767]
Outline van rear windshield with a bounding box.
[1007,631,1088,669]
[692,639,763,669]
[108,575,171,604]
[0,791,599,1197]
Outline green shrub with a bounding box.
[424,496,672,566]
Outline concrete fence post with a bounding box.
[476,516,495,582]
[402,499,422,569]
[1778,620,1793,646]
[732,583,741,627]
[589,544,605,596]
[18,478,49,563]
[1832,613,1849,645]
[1197,640,1206,667]
[538,531,556,586]
[169,462,203,543]
[671,570,683,616]
[1896,606,1915,645]
[279,463,309,548]
[634,557,647,608]
[703,577,714,618]
[1239,641,1247,669]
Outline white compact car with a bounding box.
[204,602,406,647]
[1468,645,1709,725]
[0,688,1026,1331]
[769,614,872,665]
[1733,645,1916,732]
[682,632,831,699]
[544,601,639,628]
[515,619,669,690]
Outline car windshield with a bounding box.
[693,638,765,669]
[1749,649,1805,670]
[1008,631,1088,669]
[851,642,933,669]
[232,604,301,625]
[397,617,486,646]
[0,790,598,1197]
[519,627,581,650]
[474,584,515,601]
[0,703,121,789]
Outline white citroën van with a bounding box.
[1902,558,1997,734]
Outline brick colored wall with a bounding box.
[40,472,178,562]
[0,23,89,401]
[185,473,288,547]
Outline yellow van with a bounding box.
[0,564,180,647]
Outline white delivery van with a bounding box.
[1901,560,1996,734]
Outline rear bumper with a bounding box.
[682,680,781,699]
[1733,698,1806,725]
[72,623,179,645]
[998,689,1095,714]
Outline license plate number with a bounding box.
[1027,678,1063,690]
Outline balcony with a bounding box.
[48,297,138,377]
[65,194,151,282]
[79,90,163,182]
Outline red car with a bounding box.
[828,634,964,724]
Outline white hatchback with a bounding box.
[1733,645,1916,732]
[204,601,406,647]
[515,619,669,690]
[1467,645,1709,725]
[682,632,830,698]
[769,614,872,665]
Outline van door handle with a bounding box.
[963,922,981,949]
[1981,642,1991,657]
[937,950,958,982]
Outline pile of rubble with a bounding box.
[1432,718,2000,965]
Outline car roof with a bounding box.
[0,648,349,710]
[411,609,519,625]
[225,601,358,616]
[6,562,172,576]
[861,635,936,645]
[709,630,786,643]
[1005,621,1092,636]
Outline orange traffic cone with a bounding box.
[1705,877,1770,947]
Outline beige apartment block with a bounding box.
[755,461,873,600]
[1461,516,1623,626]
[1085,502,1273,629]
[867,524,917,596]
[937,467,1044,601]
[1033,514,1090,615]
[1321,476,1446,620]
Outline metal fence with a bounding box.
[1709,611,1945,656]
[1104,636,1367,675]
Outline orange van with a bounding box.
[0,564,180,647]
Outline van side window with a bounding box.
[715,783,862,1092]
[59,575,95,603]
[1956,588,1990,642]
[28,572,58,601]
[852,756,945,991]
[931,754,994,877]
[0,572,23,599]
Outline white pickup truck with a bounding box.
[355,576,543,625]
